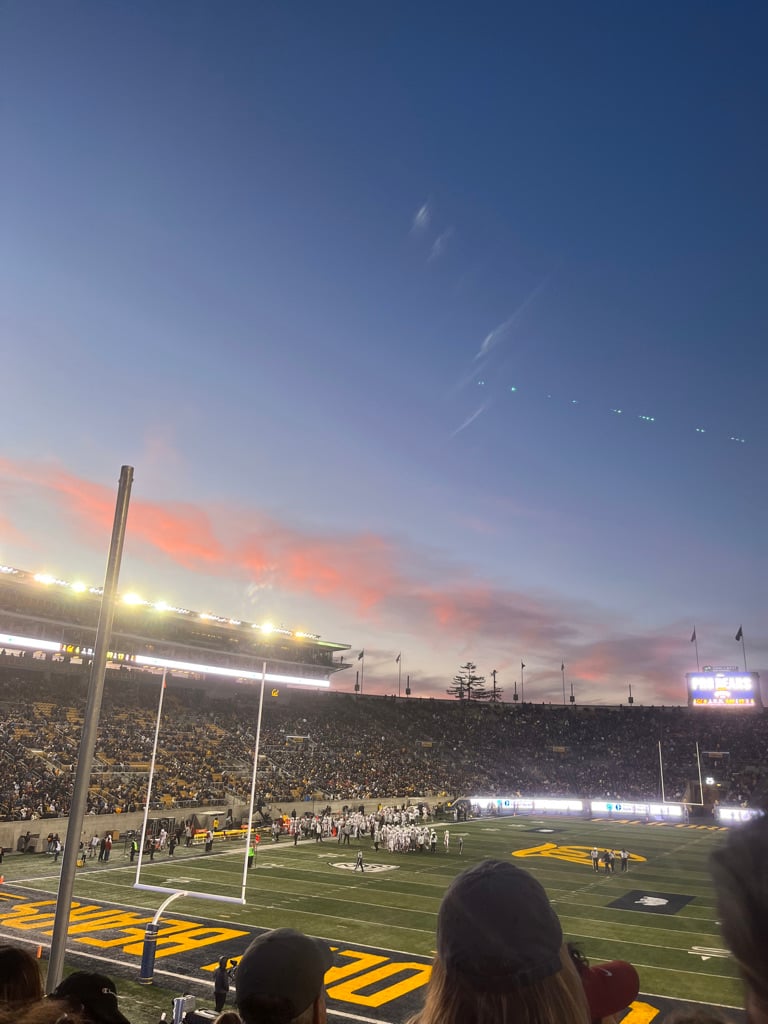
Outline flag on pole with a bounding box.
[690,627,696,643]
[735,626,743,642]
[560,662,564,672]
[395,653,401,663]
[521,661,526,670]
[358,649,365,660]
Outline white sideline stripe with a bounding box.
[632,962,738,981]
[328,1012,391,1024]
[639,991,742,1011]
[565,931,728,954]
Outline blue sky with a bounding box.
[1,1,766,703]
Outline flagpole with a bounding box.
[360,651,365,694]
[397,656,402,698]
[736,627,747,672]
[692,627,700,671]
[521,660,525,704]
[561,661,566,706]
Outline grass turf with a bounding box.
[0,815,743,1021]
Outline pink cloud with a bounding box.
[1,456,745,703]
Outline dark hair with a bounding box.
[710,816,768,1021]
[0,945,43,1008]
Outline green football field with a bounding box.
[0,815,744,1023]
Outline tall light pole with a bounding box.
[47,465,134,992]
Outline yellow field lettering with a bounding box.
[621,1000,660,1024]
[327,961,432,1007]
[0,899,57,930]
[326,949,389,983]
[67,908,152,934]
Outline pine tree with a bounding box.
[446,662,488,701]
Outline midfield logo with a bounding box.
[609,890,693,915]
[332,863,398,872]
[512,842,646,867]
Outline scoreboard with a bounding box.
[686,670,761,708]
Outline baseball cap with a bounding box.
[437,859,564,991]
[235,928,333,1024]
[580,961,640,1020]
[51,971,131,1024]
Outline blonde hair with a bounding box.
[408,949,589,1024]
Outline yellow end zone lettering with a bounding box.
[621,1000,661,1024]
[0,899,57,930]
[326,949,389,983]
[327,962,432,1007]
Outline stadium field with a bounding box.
[0,815,745,1024]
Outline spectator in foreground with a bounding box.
[235,928,333,1024]
[568,945,640,1023]
[0,944,44,1010]
[0,1000,87,1024]
[408,859,590,1024]
[50,971,131,1024]
[710,816,768,1024]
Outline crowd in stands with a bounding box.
[1,667,767,821]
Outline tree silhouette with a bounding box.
[446,662,489,701]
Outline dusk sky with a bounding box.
[2,2,766,705]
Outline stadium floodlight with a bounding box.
[71,581,87,593]
[122,592,145,605]
[0,632,62,653]
[133,653,331,687]
[260,621,274,634]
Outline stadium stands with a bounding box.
[0,663,766,822]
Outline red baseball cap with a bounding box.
[580,960,640,1021]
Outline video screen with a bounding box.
[686,671,761,707]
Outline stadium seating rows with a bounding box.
[0,668,765,821]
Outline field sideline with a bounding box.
[0,815,745,1023]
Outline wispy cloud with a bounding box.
[475,276,549,360]
[428,226,454,262]
[411,201,431,233]
[449,399,491,438]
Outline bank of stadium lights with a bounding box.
[0,631,331,687]
[3,564,323,642]
[1,632,63,653]
[134,653,330,687]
